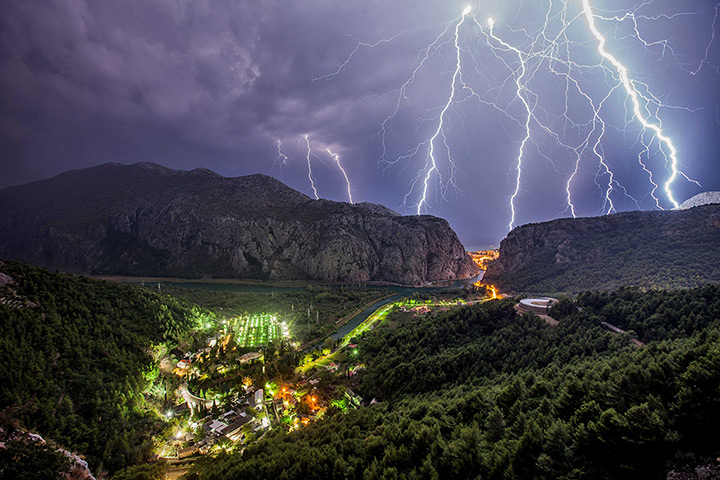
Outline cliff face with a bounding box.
[484,205,720,293]
[0,163,477,285]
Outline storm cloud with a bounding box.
[1,0,719,245]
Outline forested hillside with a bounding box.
[186,286,720,480]
[483,204,720,293]
[0,260,212,474]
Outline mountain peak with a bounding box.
[676,191,720,210]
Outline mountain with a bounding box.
[676,191,720,210]
[0,163,477,285]
[483,204,720,293]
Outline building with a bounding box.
[203,419,228,436]
[239,352,263,364]
[220,414,253,441]
[178,445,198,459]
[516,298,558,315]
[254,388,264,408]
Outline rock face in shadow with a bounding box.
[0,162,477,285]
[484,205,720,293]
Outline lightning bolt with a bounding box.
[326,148,354,204]
[581,0,683,209]
[312,31,410,85]
[414,6,473,215]
[486,18,532,231]
[272,139,289,173]
[314,1,712,229]
[303,135,320,200]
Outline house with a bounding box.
[203,420,228,436]
[220,415,253,441]
[178,445,198,459]
[219,410,236,422]
[254,388,264,407]
[349,365,365,376]
[239,352,263,364]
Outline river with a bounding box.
[150,273,482,294]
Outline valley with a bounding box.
[2,1,720,478]
[146,281,493,465]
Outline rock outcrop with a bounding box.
[676,191,720,210]
[484,205,720,293]
[0,163,477,285]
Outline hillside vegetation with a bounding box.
[0,260,212,474]
[165,285,391,344]
[186,286,720,480]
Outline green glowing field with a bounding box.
[233,313,289,348]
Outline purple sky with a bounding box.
[1,0,719,247]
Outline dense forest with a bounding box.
[0,260,212,475]
[186,286,720,479]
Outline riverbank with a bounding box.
[89,273,482,291]
[297,293,397,351]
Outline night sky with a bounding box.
[2,0,719,247]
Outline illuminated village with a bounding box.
[468,249,501,299]
[467,249,499,270]
[151,285,500,465]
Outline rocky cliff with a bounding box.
[0,163,477,285]
[484,205,720,293]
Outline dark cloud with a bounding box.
[1,0,719,246]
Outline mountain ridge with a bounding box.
[0,162,477,285]
[484,204,720,293]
